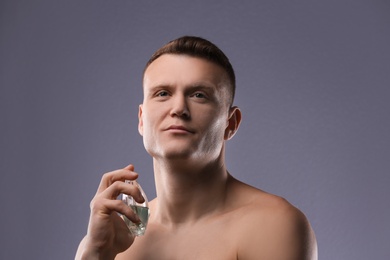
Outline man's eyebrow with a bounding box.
[188,82,216,90]
[145,81,218,96]
[147,84,172,92]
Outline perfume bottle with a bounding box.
[121,180,150,236]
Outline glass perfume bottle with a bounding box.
[121,180,150,236]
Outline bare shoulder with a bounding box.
[229,178,318,260]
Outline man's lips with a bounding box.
[165,125,194,133]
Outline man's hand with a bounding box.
[75,164,145,260]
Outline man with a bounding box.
[76,36,318,259]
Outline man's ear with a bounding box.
[138,104,144,136]
[224,106,242,140]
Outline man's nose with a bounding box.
[170,95,190,118]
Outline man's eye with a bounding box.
[157,91,169,97]
[193,92,205,98]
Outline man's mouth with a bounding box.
[165,125,194,133]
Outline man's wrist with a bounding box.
[76,236,116,260]
[78,248,116,260]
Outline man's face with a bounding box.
[139,54,233,163]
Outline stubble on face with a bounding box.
[139,54,232,165]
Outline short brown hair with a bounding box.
[144,36,236,106]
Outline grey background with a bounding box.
[1,1,389,259]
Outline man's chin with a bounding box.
[153,151,194,161]
[146,147,198,161]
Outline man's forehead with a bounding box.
[145,53,207,71]
[143,54,228,86]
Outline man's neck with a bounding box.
[152,156,230,227]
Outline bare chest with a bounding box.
[121,217,239,260]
